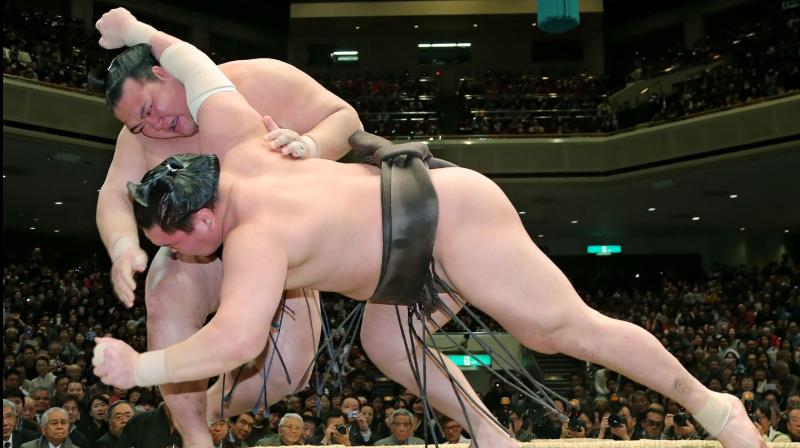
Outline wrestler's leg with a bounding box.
[206,289,321,420]
[146,247,222,448]
[432,171,762,448]
[360,296,516,448]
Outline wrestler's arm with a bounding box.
[162,226,286,382]
[236,59,363,160]
[96,128,149,306]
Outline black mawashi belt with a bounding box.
[348,131,456,306]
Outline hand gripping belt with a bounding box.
[348,131,456,306]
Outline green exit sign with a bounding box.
[587,245,622,255]
[447,354,492,367]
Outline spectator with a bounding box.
[77,395,107,445]
[441,415,470,444]
[256,413,303,446]
[787,404,800,442]
[20,407,77,448]
[661,411,700,440]
[753,401,791,442]
[24,360,54,397]
[119,403,182,448]
[243,406,269,446]
[27,389,49,422]
[349,404,377,445]
[3,390,37,434]
[58,396,89,448]
[300,415,318,444]
[226,413,254,447]
[374,409,423,446]
[95,400,133,448]
[314,410,351,446]
[3,399,37,448]
[209,419,229,447]
[636,407,665,440]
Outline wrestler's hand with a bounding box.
[111,245,148,308]
[92,337,138,389]
[262,115,318,159]
[95,8,138,49]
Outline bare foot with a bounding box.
[714,393,766,448]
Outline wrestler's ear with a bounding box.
[151,65,172,81]
[194,208,216,232]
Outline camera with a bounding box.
[347,410,359,420]
[335,424,348,435]
[608,413,623,428]
[673,412,689,426]
[567,402,584,432]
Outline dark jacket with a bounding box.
[119,405,182,448]
[4,429,38,448]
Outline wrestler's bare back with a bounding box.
[218,143,508,301]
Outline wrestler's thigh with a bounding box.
[361,293,460,361]
[433,180,589,344]
[145,247,222,346]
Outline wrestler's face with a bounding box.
[114,68,198,139]
[144,211,221,257]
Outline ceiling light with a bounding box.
[740,227,746,231]
[786,229,791,234]
[473,24,478,28]
[29,227,36,230]
[537,234,544,238]
[54,229,60,233]
[519,211,527,215]
[413,24,419,29]
[531,23,537,27]
[33,218,39,222]
[692,216,700,221]
[634,273,640,278]
[54,201,63,205]
[648,207,656,212]
[729,194,738,199]
[355,26,360,30]
[570,220,579,224]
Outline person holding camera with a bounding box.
[316,410,351,446]
[661,412,700,440]
[597,405,635,440]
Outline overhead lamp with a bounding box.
[729,194,738,199]
[692,216,700,221]
[648,207,656,212]
[570,220,578,224]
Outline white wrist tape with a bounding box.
[299,135,320,158]
[134,350,170,387]
[109,236,137,262]
[694,391,732,437]
[123,21,157,46]
[159,42,236,123]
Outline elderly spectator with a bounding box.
[95,400,133,448]
[3,391,38,435]
[374,409,424,446]
[787,404,800,442]
[256,413,303,446]
[20,407,78,448]
[3,400,37,448]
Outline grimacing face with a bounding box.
[113,70,198,139]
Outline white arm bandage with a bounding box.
[134,349,170,387]
[123,21,156,46]
[159,42,236,122]
[693,391,732,437]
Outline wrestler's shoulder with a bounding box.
[219,58,298,81]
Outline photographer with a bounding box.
[560,399,590,439]
[661,411,700,440]
[317,410,352,446]
[597,405,635,440]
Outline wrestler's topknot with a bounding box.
[129,153,219,233]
